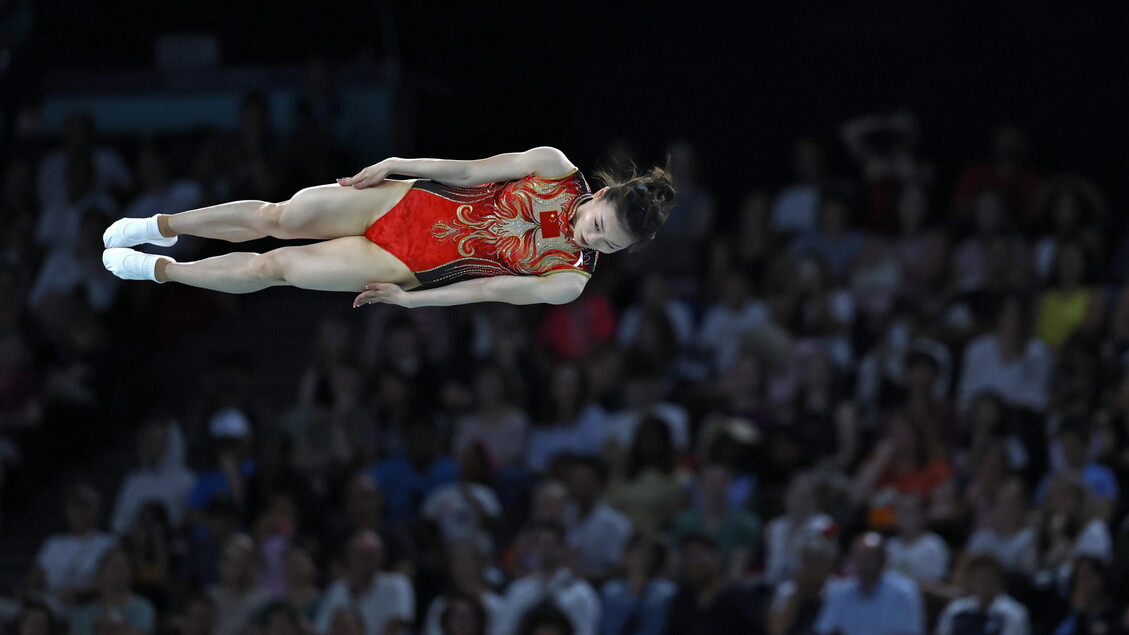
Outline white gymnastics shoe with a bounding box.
[103,215,178,248]
[102,248,173,283]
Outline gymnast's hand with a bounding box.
[337,158,400,188]
[353,282,410,308]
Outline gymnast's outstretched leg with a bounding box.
[103,179,415,246]
[149,236,418,293]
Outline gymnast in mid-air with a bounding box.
[102,147,674,308]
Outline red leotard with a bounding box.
[364,169,598,289]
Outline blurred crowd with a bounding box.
[4,98,1129,635]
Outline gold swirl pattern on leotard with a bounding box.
[429,175,587,275]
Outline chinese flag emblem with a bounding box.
[540,211,561,238]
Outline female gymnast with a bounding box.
[102,147,674,308]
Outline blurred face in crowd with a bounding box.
[566,463,602,508]
[549,363,583,410]
[98,549,132,594]
[796,539,836,590]
[442,598,482,635]
[528,526,566,573]
[967,561,1003,606]
[532,481,568,522]
[263,608,300,635]
[1051,192,1082,232]
[894,494,927,538]
[93,609,130,635]
[818,198,848,236]
[682,540,721,586]
[1046,476,1085,517]
[897,184,928,233]
[184,598,217,635]
[474,367,507,409]
[330,609,365,635]
[700,465,731,512]
[448,541,485,590]
[347,531,384,587]
[141,422,169,467]
[973,191,1006,236]
[1070,559,1107,611]
[851,533,887,590]
[1059,429,1088,469]
[220,538,257,588]
[995,480,1029,531]
[784,472,818,519]
[1055,243,1087,288]
[285,546,316,588]
[17,607,51,635]
[66,498,98,535]
[906,356,939,394]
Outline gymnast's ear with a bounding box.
[593,186,610,197]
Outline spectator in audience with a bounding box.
[672,464,761,582]
[965,478,1038,575]
[69,547,156,635]
[316,530,415,635]
[0,159,38,267]
[563,456,633,583]
[127,502,177,611]
[1034,473,1112,587]
[193,90,281,201]
[328,607,366,635]
[110,414,195,534]
[697,270,772,374]
[768,535,838,635]
[526,362,608,474]
[35,149,119,251]
[953,124,1039,226]
[885,493,950,585]
[934,554,1030,635]
[207,534,272,635]
[813,532,924,635]
[282,543,320,621]
[1050,556,1125,635]
[840,109,932,233]
[26,483,117,606]
[453,364,529,471]
[1031,177,1105,280]
[422,443,502,555]
[324,472,413,575]
[254,602,306,635]
[35,111,132,212]
[616,272,694,349]
[850,413,954,531]
[789,192,866,283]
[663,533,763,634]
[515,602,577,635]
[10,601,58,635]
[949,191,1033,299]
[764,471,836,586]
[606,418,685,534]
[605,359,690,455]
[771,137,826,236]
[1040,419,1119,519]
[495,520,599,635]
[892,183,949,308]
[433,592,488,635]
[28,208,120,315]
[369,419,458,525]
[423,541,501,635]
[599,534,676,635]
[186,408,257,518]
[1035,242,1105,350]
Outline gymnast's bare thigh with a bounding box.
[282,178,417,240]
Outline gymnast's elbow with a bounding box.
[540,273,587,305]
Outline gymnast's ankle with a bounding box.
[156,214,176,238]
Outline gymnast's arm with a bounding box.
[352,272,588,308]
[337,146,576,188]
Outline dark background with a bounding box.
[16,0,1129,210]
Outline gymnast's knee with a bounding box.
[253,201,290,238]
[246,250,289,285]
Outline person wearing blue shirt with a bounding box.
[814,532,925,635]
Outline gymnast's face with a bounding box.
[572,187,636,254]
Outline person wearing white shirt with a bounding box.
[764,471,836,586]
[934,554,1030,635]
[697,270,772,373]
[494,521,600,635]
[814,533,925,635]
[110,418,196,534]
[30,484,117,604]
[886,493,950,584]
[35,112,133,213]
[563,457,633,583]
[315,530,415,635]
[956,295,1052,413]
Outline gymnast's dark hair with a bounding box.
[593,160,676,249]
